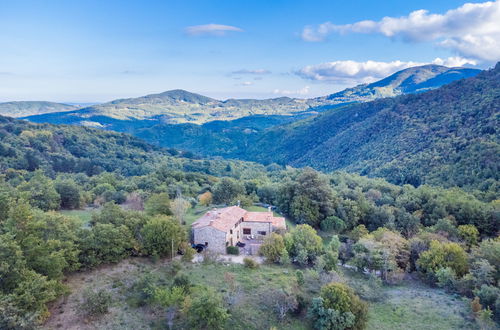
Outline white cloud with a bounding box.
[273,86,310,96]
[232,69,270,75]
[301,1,500,62]
[236,81,254,86]
[185,24,243,36]
[296,57,477,83]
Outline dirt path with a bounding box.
[191,253,264,264]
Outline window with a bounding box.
[226,241,229,246]
[258,231,267,236]
[243,228,251,235]
[230,229,233,234]
[205,242,208,246]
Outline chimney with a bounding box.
[268,206,272,212]
[237,200,241,207]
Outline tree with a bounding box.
[267,288,298,322]
[472,238,500,282]
[319,282,368,330]
[323,236,340,272]
[141,216,186,258]
[198,191,213,206]
[278,168,334,227]
[417,240,469,278]
[55,179,81,209]
[212,178,245,205]
[458,224,479,249]
[284,224,323,266]
[259,233,288,264]
[18,171,60,211]
[79,223,135,267]
[182,287,229,330]
[145,193,172,216]
[308,297,355,330]
[171,196,191,225]
[0,234,26,293]
[11,269,60,320]
[350,225,369,241]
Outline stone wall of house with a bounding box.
[193,226,226,254]
[239,221,272,239]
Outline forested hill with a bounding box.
[23,65,478,127]
[0,115,265,177]
[0,101,79,117]
[235,63,500,194]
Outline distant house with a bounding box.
[191,206,286,254]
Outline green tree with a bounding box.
[18,172,60,211]
[417,240,469,278]
[308,297,355,330]
[55,179,81,209]
[0,234,26,293]
[212,178,245,205]
[259,233,288,264]
[141,216,186,258]
[284,224,323,266]
[458,224,479,248]
[182,287,229,330]
[319,282,368,330]
[145,193,172,216]
[79,223,135,267]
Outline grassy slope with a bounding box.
[57,209,96,227]
[42,258,474,330]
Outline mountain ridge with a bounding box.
[22,64,480,125]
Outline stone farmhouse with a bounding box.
[191,206,286,254]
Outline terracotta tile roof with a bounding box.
[193,206,287,232]
[192,206,246,232]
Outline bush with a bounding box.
[173,273,191,292]
[435,267,457,292]
[182,287,229,330]
[259,233,287,263]
[319,282,368,330]
[226,246,239,255]
[296,270,305,286]
[243,257,259,269]
[80,289,112,317]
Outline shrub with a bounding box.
[226,246,239,255]
[319,282,368,330]
[182,287,229,330]
[296,270,305,286]
[80,289,112,317]
[243,257,259,269]
[260,233,287,263]
[308,297,355,330]
[435,267,457,291]
[173,273,191,292]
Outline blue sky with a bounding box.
[0,0,498,102]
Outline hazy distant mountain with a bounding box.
[0,101,79,118]
[24,65,480,127]
[312,64,481,104]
